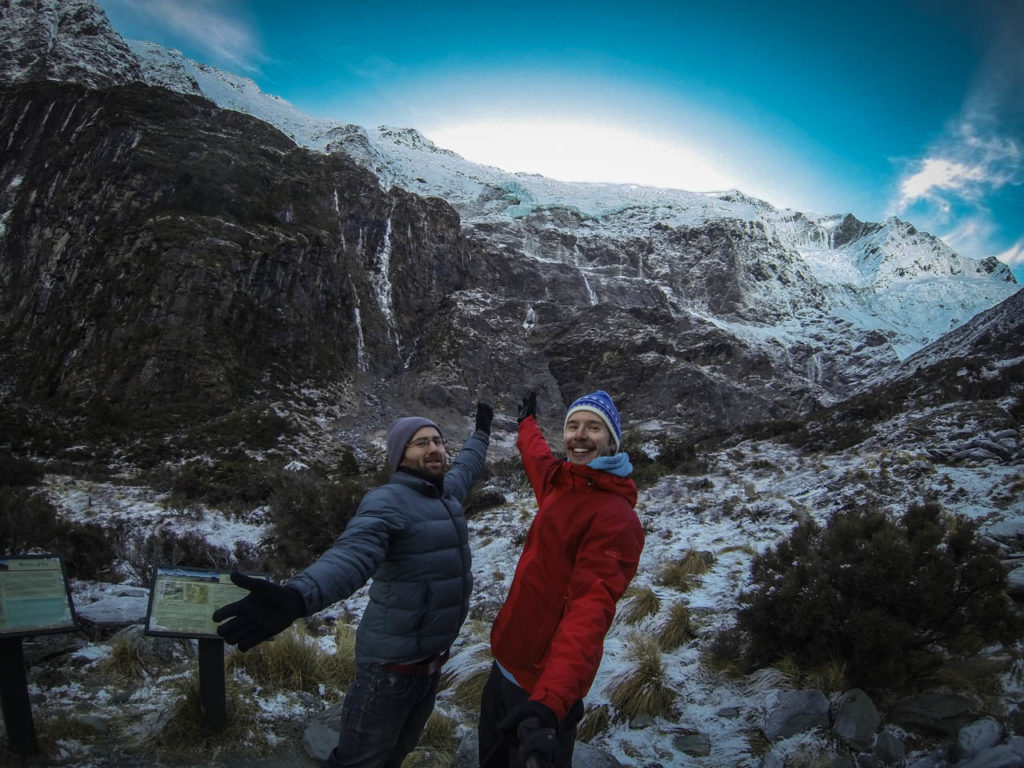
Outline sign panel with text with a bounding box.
[0,555,77,637]
[145,566,265,639]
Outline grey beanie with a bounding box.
[385,416,444,472]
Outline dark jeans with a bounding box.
[478,662,585,768]
[323,661,441,768]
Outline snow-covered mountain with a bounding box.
[127,38,1019,380]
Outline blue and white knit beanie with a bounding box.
[385,416,443,472]
[565,390,622,452]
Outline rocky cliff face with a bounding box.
[0,81,473,431]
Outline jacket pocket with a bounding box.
[368,579,428,635]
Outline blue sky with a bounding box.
[96,0,1024,281]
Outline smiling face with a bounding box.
[563,409,615,465]
[402,426,447,477]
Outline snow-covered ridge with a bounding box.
[128,42,1018,274]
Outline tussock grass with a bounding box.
[100,628,151,681]
[806,660,848,694]
[227,621,355,693]
[926,656,1009,701]
[403,710,459,767]
[31,712,110,760]
[655,601,693,651]
[158,672,267,753]
[576,704,611,743]
[619,586,661,625]
[441,645,493,710]
[607,634,675,721]
[771,656,803,688]
[656,550,715,591]
[332,621,358,690]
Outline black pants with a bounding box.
[477,662,585,768]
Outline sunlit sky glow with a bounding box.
[96,0,1024,281]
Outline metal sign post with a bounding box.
[0,635,40,756]
[197,637,227,730]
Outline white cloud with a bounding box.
[102,0,264,73]
[897,157,987,210]
[891,8,1023,267]
[997,238,1024,270]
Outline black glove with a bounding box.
[475,402,494,434]
[499,701,558,768]
[211,572,306,651]
[517,392,537,424]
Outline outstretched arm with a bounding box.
[443,401,491,502]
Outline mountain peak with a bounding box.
[0,0,141,88]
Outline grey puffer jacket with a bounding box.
[287,429,488,663]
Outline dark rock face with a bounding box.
[0,82,472,425]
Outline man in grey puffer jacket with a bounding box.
[213,402,492,768]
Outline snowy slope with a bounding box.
[38,424,1024,768]
[128,40,1018,364]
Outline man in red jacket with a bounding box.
[478,390,645,768]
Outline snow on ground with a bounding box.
[19,427,1022,767]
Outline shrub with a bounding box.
[164,456,276,511]
[0,486,59,552]
[736,501,1020,691]
[119,528,234,586]
[183,404,295,452]
[264,472,370,575]
[625,431,712,488]
[464,485,507,518]
[0,450,44,486]
[0,487,118,580]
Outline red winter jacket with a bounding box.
[490,416,645,720]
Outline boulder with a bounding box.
[874,729,906,764]
[302,721,339,763]
[954,743,1024,768]
[956,717,1005,761]
[889,693,977,737]
[1005,566,1024,600]
[833,688,880,749]
[763,689,829,740]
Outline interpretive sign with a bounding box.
[0,555,77,637]
[0,555,77,756]
[145,566,267,731]
[145,566,265,639]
